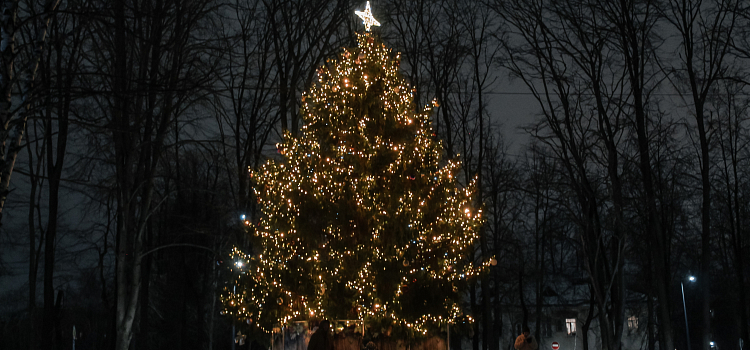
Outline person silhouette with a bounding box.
[308,320,333,350]
[514,326,538,350]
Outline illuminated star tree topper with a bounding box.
[355,1,380,32]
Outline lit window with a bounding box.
[628,316,638,330]
[566,319,576,335]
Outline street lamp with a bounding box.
[682,275,696,350]
[232,260,243,350]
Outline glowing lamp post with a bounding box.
[232,260,244,350]
[682,275,696,350]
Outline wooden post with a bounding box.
[447,324,450,350]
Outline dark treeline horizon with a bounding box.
[0,0,748,350]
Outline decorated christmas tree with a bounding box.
[222,2,485,336]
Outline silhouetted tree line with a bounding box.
[0,0,748,350]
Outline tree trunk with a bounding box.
[519,268,528,330]
[471,282,479,350]
[41,212,57,350]
[642,250,656,350]
[696,109,712,350]
[54,291,63,346]
[493,231,502,350]
[581,290,595,350]
[732,147,749,344]
[26,113,44,350]
[112,1,139,348]
[534,198,546,341]
[137,222,153,350]
[40,20,72,349]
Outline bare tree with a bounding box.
[213,0,280,213]
[601,0,674,348]
[382,0,474,161]
[660,1,738,348]
[453,3,499,349]
[382,0,443,107]
[22,108,45,350]
[493,0,645,348]
[522,143,556,343]
[263,0,352,135]
[9,0,86,348]
[483,132,522,350]
[84,0,218,348]
[34,1,86,347]
[0,0,60,226]
[711,79,750,345]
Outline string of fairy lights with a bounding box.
[221,3,489,336]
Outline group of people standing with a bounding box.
[307,320,538,350]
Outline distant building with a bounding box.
[473,276,649,350]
